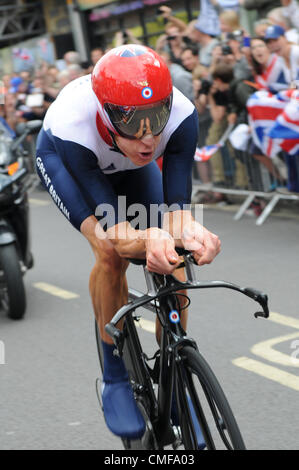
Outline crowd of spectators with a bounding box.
[1,0,299,213]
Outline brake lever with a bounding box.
[243,287,269,319]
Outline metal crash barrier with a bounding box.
[192,142,299,226]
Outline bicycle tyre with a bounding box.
[176,345,246,450]
[0,243,26,320]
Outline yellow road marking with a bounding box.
[29,198,50,206]
[33,282,79,300]
[233,357,299,391]
[251,332,299,368]
[269,311,299,330]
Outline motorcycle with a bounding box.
[0,119,42,319]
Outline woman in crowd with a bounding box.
[250,36,288,92]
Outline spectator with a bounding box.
[156,23,186,66]
[67,64,83,82]
[58,69,71,89]
[114,29,142,47]
[63,50,81,67]
[193,60,251,203]
[189,21,219,67]
[91,47,104,65]
[0,104,16,137]
[3,93,18,131]
[2,74,11,94]
[250,36,289,92]
[192,66,213,187]
[280,0,299,30]
[219,9,241,35]
[159,51,194,102]
[47,65,60,84]
[208,62,252,188]
[181,46,201,72]
[254,18,273,37]
[226,30,253,79]
[9,77,24,94]
[265,25,299,83]
[211,61,256,125]
[157,4,188,32]
[238,0,281,20]
[267,7,299,43]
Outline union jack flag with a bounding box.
[112,45,147,58]
[255,54,291,94]
[194,144,222,162]
[247,89,299,157]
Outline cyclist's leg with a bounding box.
[36,144,145,439]
[88,234,129,345]
[89,234,145,439]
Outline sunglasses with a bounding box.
[104,94,173,140]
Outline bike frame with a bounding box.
[105,254,269,449]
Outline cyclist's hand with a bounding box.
[182,222,221,266]
[144,228,181,274]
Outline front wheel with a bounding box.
[0,243,26,320]
[175,346,246,450]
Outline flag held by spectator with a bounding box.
[194,144,222,162]
[247,90,299,158]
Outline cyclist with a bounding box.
[36,45,221,444]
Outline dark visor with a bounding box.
[104,94,173,140]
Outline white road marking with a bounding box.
[68,422,81,427]
[33,282,79,300]
[233,357,299,392]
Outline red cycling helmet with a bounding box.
[92,44,173,140]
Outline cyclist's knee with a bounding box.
[94,239,128,275]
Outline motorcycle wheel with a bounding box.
[0,243,26,320]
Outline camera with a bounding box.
[221,43,233,56]
[197,79,212,96]
[157,7,163,15]
[182,35,193,45]
[227,30,243,42]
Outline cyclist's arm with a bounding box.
[46,138,157,260]
[37,134,124,232]
[162,109,221,264]
[162,108,198,211]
